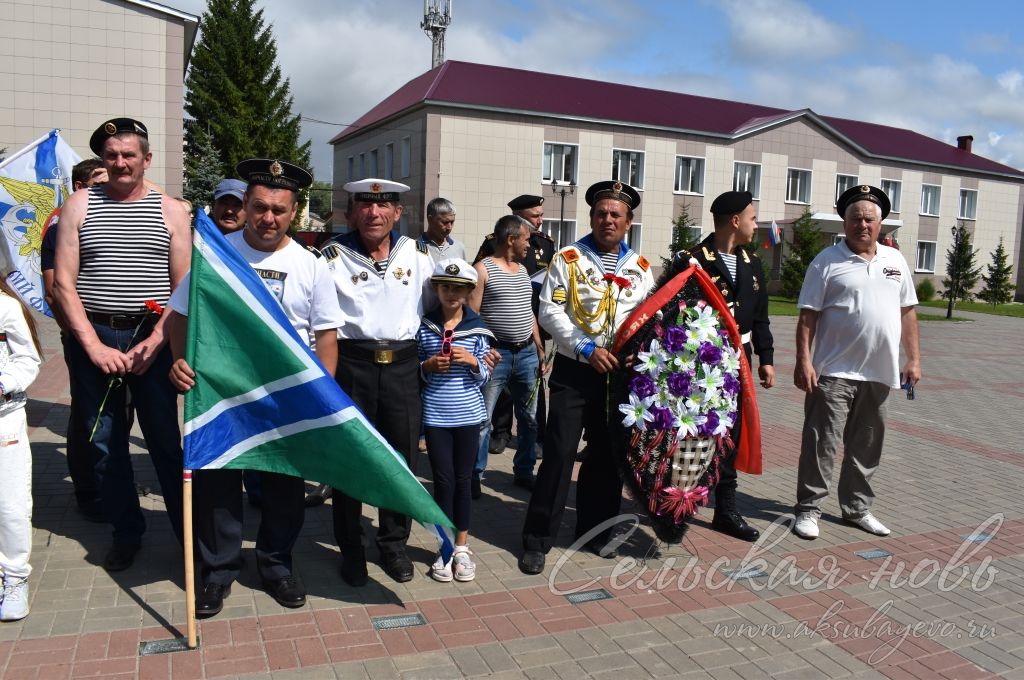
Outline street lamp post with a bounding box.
[551,178,575,247]
[946,225,960,319]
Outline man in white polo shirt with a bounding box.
[792,184,920,540]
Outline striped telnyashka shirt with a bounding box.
[76,187,171,313]
[479,258,534,344]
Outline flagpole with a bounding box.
[183,469,198,649]
[0,130,54,171]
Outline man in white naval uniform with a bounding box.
[319,179,434,586]
[519,180,655,575]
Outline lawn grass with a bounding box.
[769,296,969,321]
[918,299,1024,318]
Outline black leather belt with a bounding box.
[338,340,417,365]
[495,338,533,352]
[85,311,151,330]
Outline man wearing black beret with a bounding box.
[663,190,774,541]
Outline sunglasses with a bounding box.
[441,329,454,357]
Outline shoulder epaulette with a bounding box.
[637,255,650,271]
[561,249,580,264]
[415,239,428,254]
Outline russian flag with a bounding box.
[766,220,781,249]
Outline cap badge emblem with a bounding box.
[371,182,382,193]
[104,122,117,134]
[270,161,283,177]
[860,185,870,193]
[613,181,623,192]
[445,264,460,275]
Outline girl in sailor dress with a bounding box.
[416,258,493,583]
[0,281,42,622]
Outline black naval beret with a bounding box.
[709,190,753,216]
[837,184,891,220]
[584,180,641,210]
[508,194,544,211]
[236,158,313,192]
[89,118,148,155]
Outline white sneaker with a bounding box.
[0,577,30,621]
[452,547,476,582]
[430,553,453,583]
[793,513,819,539]
[846,512,890,536]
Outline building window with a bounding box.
[627,223,642,253]
[733,162,761,199]
[881,179,902,213]
[835,174,857,205]
[920,184,941,216]
[786,168,812,204]
[358,153,366,179]
[612,149,644,189]
[674,156,704,194]
[959,188,977,220]
[384,143,394,180]
[368,148,378,178]
[916,241,936,272]
[541,218,576,250]
[542,143,577,184]
[400,137,411,178]
[347,156,355,181]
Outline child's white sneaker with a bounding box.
[452,546,476,582]
[430,553,453,583]
[0,577,30,622]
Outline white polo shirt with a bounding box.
[797,240,917,388]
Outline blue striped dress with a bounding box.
[417,306,494,427]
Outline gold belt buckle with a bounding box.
[374,349,394,365]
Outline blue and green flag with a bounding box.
[182,212,453,538]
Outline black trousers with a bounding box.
[195,468,304,584]
[331,347,421,557]
[60,332,100,506]
[522,355,623,553]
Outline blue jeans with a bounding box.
[477,345,539,480]
[66,320,184,547]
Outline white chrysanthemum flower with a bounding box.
[619,393,656,430]
[696,366,724,393]
[720,345,741,374]
[675,413,699,439]
[636,338,667,375]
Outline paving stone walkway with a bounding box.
[2,309,1023,679]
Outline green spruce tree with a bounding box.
[184,0,311,208]
[661,203,700,269]
[779,209,824,299]
[183,126,224,212]
[978,237,1016,307]
[942,222,981,312]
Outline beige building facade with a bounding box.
[332,62,1024,296]
[0,0,197,195]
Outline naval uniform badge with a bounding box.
[393,268,404,279]
[359,271,368,281]
[270,160,283,177]
[753,279,760,292]
[351,275,359,284]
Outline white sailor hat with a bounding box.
[343,178,410,203]
[430,258,477,288]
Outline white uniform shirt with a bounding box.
[540,234,655,360]
[320,231,433,341]
[168,231,343,348]
[798,240,917,388]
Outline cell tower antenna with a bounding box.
[421,0,452,69]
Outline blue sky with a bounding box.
[172,0,1024,180]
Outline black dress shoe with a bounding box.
[513,476,535,491]
[488,434,510,454]
[518,550,545,574]
[262,575,306,608]
[712,511,760,542]
[381,551,414,583]
[340,553,368,587]
[471,475,482,500]
[304,484,332,508]
[196,582,230,618]
[102,544,140,572]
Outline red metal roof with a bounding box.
[330,61,1024,180]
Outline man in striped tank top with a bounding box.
[53,118,192,572]
[469,215,544,495]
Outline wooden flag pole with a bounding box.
[183,469,197,648]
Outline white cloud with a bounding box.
[997,70,1023,94]
[717,0,848,62]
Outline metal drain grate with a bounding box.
[724,566,769,580]
[855,548,893,560]
[564,588,614,604]
[372,613,427,630]
[962,533,994,543]
[139,638,196,655]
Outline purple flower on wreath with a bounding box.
[667,371,691,397]
[699,410,720,437]
[719,328,731,341]
[629,373,657,399]
[698,341,722,364]
[651,406,676,431]
[664,325,687,352]
[722,373,741,395]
